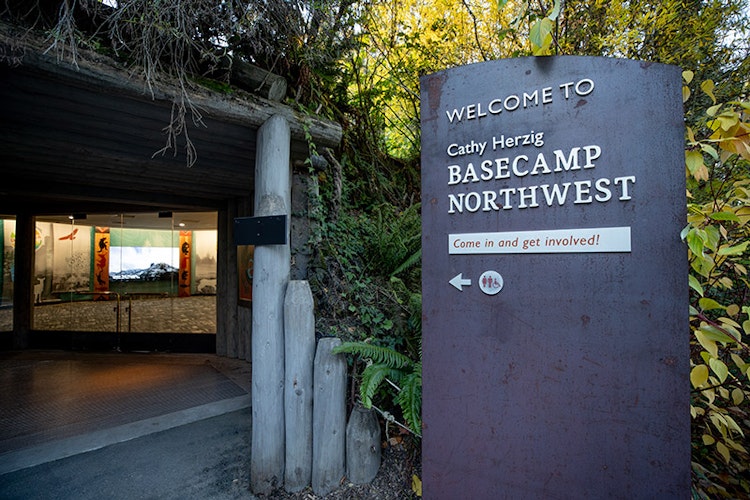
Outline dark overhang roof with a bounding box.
[0,27,342,215]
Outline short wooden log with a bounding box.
[231,59,288,102]
[284,280,315,492]
[346,406,381,484]
[312,337,347,496]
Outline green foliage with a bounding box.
[306,148,422,440]
[333,340,422,436]
[683,72,750,498]
[555,0,750,121]
[529,0,561,55]
[363,203,422,278]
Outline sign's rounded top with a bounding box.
[420,55,680,85]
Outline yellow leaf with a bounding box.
[691,364,709,388]
[686,126,696,143]
[682,70,694,84]
[709,412,727,435]
[701,79,716,104]
[412,474,422,497]
[726,304,740,317]
[699,297,724,311]
[732,388,744,405]
[718,276,734,289]
[530,18,553,55]
[730,353,748,373]
[695,330,718,358]
[718,316,741,329]
[705,386,716,404]
[727,438,748,453]
[709,358,729,383]
[699,143,719,160]
[719,386,729,400]
[702,434,715,445]
[685,150,705,178]
[716,441,731,464]
[682,86,690,103]
[707,103,722,117]
[688,275,703,297]
[724,415,744,436]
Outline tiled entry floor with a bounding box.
[0,351,251,473]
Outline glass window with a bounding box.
[32,212,217,335]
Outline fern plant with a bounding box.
[333,340,422,437]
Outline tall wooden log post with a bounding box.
[312,337,347,496]
[251,114,291,495]
[284,280,315,492]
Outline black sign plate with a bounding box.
[234,215,288,246]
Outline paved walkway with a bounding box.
[0,350,255,499]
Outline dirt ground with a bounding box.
[253,441,421,500]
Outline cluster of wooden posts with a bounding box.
[282,280,382,495]
[250,116,379,496]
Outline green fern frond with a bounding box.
[396,365,422,434]
[390,248,421,277]
[360,363,403,408]
[333,341,412,369]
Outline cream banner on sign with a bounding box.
[448,226,631,254]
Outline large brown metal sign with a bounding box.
[420,57,688,498]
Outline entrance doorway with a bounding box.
[22,211,217,350]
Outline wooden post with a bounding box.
[312,337,347,496]
[284,280,315,492]
[216,205,235,357]
[346,406,381,484]
[250,114,291,495]
[12,213,33,349]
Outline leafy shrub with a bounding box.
[683,71,750,498]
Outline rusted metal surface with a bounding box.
[420,57,688,498]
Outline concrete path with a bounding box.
[0,408,256,499]
[0,351,256,499]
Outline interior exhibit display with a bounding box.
[24,212,218,335]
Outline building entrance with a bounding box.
[1,212,218,351]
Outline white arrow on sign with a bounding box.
[449,273,472,291]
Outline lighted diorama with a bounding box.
[0,216,218,334]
